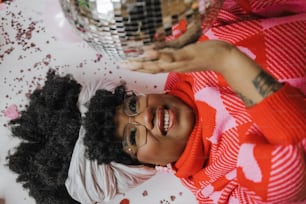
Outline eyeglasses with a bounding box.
[122,91,148,158]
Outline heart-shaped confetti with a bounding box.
[142,190,148,197]
[170,195,176,201]
[4,104,19,120]
[120,198,130,204]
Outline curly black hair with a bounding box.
[6,70,138,204]
[83,86,140,165]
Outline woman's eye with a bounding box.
[128,96,137,114]
[129,127,137,146]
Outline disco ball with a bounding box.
[59,0,223,60]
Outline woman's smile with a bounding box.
[114,93,195,166]
[157,107,175,136]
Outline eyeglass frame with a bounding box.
[121,91,148,158]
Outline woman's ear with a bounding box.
[123,146,137,159]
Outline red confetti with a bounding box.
[170,195,176,201]
[25,90,32,98]
[142,190,148,197]
[120,198,130,204]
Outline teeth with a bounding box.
[164,110,170,133]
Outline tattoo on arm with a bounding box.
[235,70,282,107]
[236,92,255,107]
[253,70,283,98]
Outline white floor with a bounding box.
[0,0,196,203]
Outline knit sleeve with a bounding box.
[236,83,306,202]
[247,83,306,145]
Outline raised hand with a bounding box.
[121,40,232,74]
[121,39,283,107]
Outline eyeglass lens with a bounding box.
[123,93,147,116]
[124,123,147,148]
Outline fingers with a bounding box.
[121,60,161,73]
[131,50,160,62]
[121,49,176,71]
[153,41,167,49]
[121,58,192,74]
[121,46,191,74]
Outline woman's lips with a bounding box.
[157,107,174,135]
[168,109,174,131]
[157,108,164,135]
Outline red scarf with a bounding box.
[168,74,216,182]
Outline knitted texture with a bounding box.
[164,0,306,203]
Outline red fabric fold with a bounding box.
[168,74,215,179]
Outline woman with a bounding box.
[7,1,305,204]
[121,40,306,203]
[121,1,306,202]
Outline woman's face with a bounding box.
[114,93,195,166]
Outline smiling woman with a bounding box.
[6,70,158,203]
[114,93,195,165]
[3,0,306,204]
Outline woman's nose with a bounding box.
[132,107,154,130]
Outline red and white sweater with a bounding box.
[165,0,306,203]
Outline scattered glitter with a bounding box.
[160,199,170,204]
[142,190,148,197]
[93,53,103,63]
